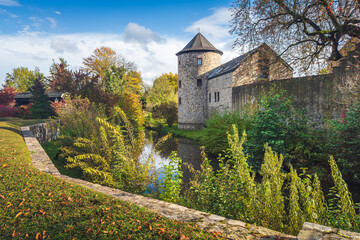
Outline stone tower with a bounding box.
[176,33,223,130]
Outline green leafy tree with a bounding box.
[30,77,52,119]
[5,67,45,92]
[152,101,178,127]
[147,73,178,108]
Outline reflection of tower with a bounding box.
[177,138,202,191]
[176,33,223,130]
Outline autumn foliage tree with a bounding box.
[230,0,360,69]
[83,46,136,82]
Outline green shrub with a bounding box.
[200,110,251,154]
[152,101,178,127]
[245,88,316,171]
[159,151,183,203]
[184,124,360,235]
[327,103,360,181]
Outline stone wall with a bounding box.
[232,73,342,120]
[207,71,233,116]
[28,120,60,144]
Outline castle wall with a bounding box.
[178,51,221,130]
[207,71,233,116]
[232,74,343,120]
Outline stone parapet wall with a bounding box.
[27,120,60,144]
[232,74,342,120]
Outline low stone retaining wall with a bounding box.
[27,120,59,144]
[21,122,360,240]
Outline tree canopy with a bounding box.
[5,67,44,92]
[83,46,136,81]
[230,0,360,69]
[146,73,178,108]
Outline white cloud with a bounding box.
[46,17,56,29]
[55,11,61,15]
[123,22,165,45]
[50,38,78,53]
[0,0,20,6]
[0,8,18,18]
[185,8,232,39]
[0,20,242,88]
[0,29,183,87]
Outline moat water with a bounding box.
[138,130,360,202]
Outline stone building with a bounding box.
[176,33,293,130]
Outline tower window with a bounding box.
[179,97,181,105]
[197,79,202,87]
[209,93,211,102]
[217,92,220,102]
[197,58,202,66]
[179,80,181,88]
[214,92,217,102]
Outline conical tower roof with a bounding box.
[176,33,223,56]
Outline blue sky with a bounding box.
[0,0,240,86]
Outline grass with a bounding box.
[160,125,206,143]
[0,117,218,239]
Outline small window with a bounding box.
[179,80,181,88]
[214,92,217,102]
[197,79,202,87]
[178,59,181,65]
[209,93,211,103]
[179,97,181,105]
[217,92,220,102]
[197,58,202,66]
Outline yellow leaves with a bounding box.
[39,209,46,215]
[2,163,9,168]
[14,211,23,219]
[18,198,25,207]
[0,195,5,199]
[35,230,46,240]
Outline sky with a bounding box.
[0,0,242,87]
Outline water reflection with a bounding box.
[139,131,215,188]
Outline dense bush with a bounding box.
[0,86,18,117]
[152,101,178,127]
[0,105,18,117]
[326,103,360,181]
[245,88,320,171]
[200,110,251,154]
[184,125,360,235]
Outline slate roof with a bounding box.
[176,33,223,56]
[206,43,293,80]
[207,48,256,80]
[14,92,64,99]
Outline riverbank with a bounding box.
[0,118,218,239]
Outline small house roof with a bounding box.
[176,33,223,56]
[14,91,64,99]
